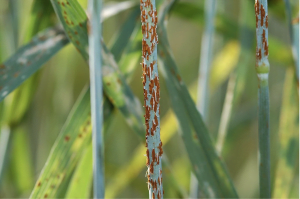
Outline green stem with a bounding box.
[255,0,271,197]
[87,0,105,198]
[191,0,216,197]
[258,77,271,198]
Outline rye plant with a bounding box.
[0,0,298,199]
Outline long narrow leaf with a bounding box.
[29,88,113,198]
[30,4,144,197]
[65,143,93,198]
[0,27,69,102]
[51,0,145,138]
[157,0,238,197]
[273,69,299,198]
[191,0,216,197]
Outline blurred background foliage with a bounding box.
[0,0,298,198]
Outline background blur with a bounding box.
[0,0,299,198]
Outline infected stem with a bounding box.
[140,0,163,199]
[255,0,271,198]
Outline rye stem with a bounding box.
[140,0,163,198]
[255,0,271,197]
[87,0,105,198]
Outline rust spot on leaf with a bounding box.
[13,72,19,78]
[64,136,70,142]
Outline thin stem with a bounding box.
[191,0,216,197]
[140,0,163,198]
[196,0,216,120]
[87,0,105,198]
[215,73,236,154]
[284,0,299,81]
[255,0,271,198]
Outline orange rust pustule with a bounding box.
[158,141,163,156]
[255,0,260,28]
[146,149,150,166]
[150,162,154,173]
[260,4,265,27]
[256,48,262,62]
[264,40,268,56]
[266,15,268,28]
[152,148,156,162]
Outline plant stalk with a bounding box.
[191,0,216,197]
[255,0,271,198]
[87,0,105,198]
[140,0,163,198]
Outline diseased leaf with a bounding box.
[0,27,69,102]
[29,88,113,198]
[51,0,145,137]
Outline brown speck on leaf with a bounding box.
[177,74,181,82]
[37,182,41,187]
[79,23,83,27]
[64,136,70,142]
[64,11,67,15]
[44,194,48,198]
[87,120,91,126]
[0,64,5,69]
[14,72,20,78]
[76,41,80,45]
[78,134,82,138]
[67,1,70,5]
[62,2,65,6]
[117,78,122,84]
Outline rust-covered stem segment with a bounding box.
[255,0,271,198]
[140,0,163,199]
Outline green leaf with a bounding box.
[65,144,93,198]
[157,0,238,197]
[51,0,145,138]
[29,87,113,198]
[0,27,69,102]
[273,68,299,198]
